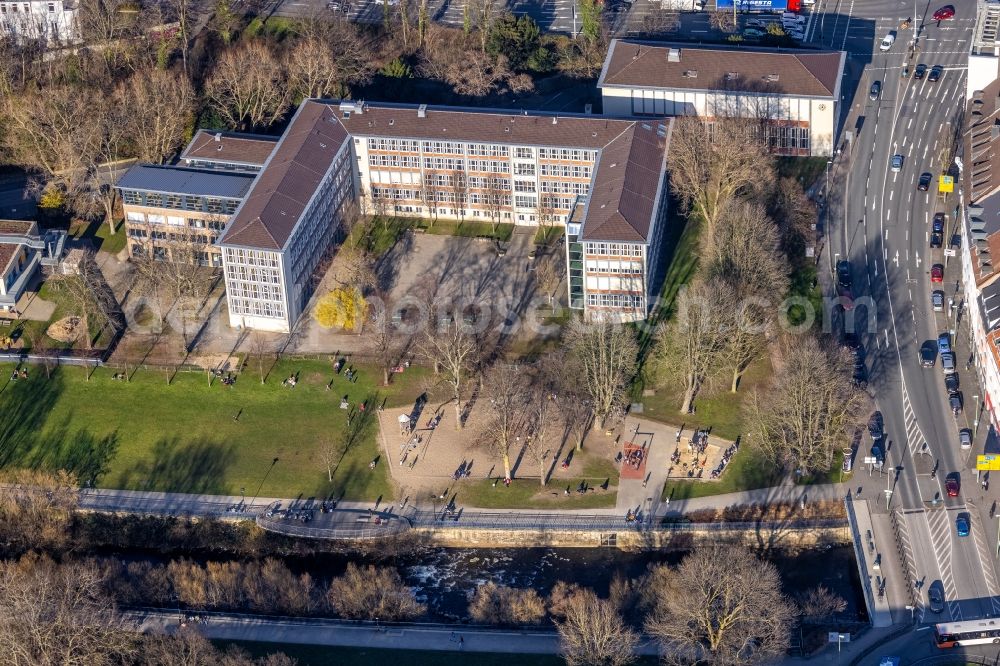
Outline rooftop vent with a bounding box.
[667,48,680,62]
[725,72,739,81]
[417,104,427,118]
[764,74,780,82]
[214,133,222,142]
[683,70,698,78]
[216,145,223,151]
[389,119,394,126]
[552,117,558,125]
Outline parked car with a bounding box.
[880,33,896,51]
[956,514,970,537]
[949,391,963,415]
[919,172,933,191]
[892,154,903,172]
[928,582,945,613]
[929,65,943,82]
[743,28,765,38]
[933,5,955,20]
[960,429,973,449]
[836,260,854,308]
[930,232,943,248]
[933,212,946,233]
[868,80,881,100]
[869,411,884,441]
[938,332,951,354]
[946,475,960,497]
[945,372,959,392]
[931,264,944,282]
[920,341,936,367]
[915,63,927,79]
[942,352,956,373]
[932,290,944,310]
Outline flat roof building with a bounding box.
[597,39,846,156]
[180,130,279,173]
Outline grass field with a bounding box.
[416,219,514,242]
[0,359,433,500]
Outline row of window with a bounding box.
[538,148,597,162]
[586,293,645,309]
[126,211,226,231]
[367,138,420,153]
[369,154,420,169]
[225,265,282,284]
[467,159,510,174]
[121,189,240,215]
[0,2,57,13]
[541,181,589,196]
[585,242,644,257]
[540,164,592,179]
[585,259,644,274]
[227,282,284,301]
[127,228,217,245]
[467,176,510,190]
[224,248,280,268]
[229,297,285,319]
[424,157,464,171]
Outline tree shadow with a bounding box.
[114,436,237,495]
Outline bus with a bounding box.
[935,619,1000,647]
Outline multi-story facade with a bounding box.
[0,219,66,313]
[218,102,355,332]
[215,100,671,330]
[117,165,255,268]
[597,40,846,157]
[0,0,76,44]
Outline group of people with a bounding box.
[618,445,645,471]
[9,368,27,381]
[281,374,298,388]
[709,440,740,480]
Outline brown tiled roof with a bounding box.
[337,102,639,148]
[182,130,279,167]
[0,219,36,235]
[599,40,842,99]
[220,102,350,251]
[0,244,16,275]
[964,79,1000,288]
[581,120,670,243]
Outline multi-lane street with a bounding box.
[819,0,1000,655]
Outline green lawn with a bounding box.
[346,216,413,257]
[416,219,514,242]
[776,156,828,189]
[0,359,432,500]
[533,225,564,246]
[456,478,617,510]
[12,278,105,352]
[70,218,127,255]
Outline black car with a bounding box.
[945,373,960,392]
[933,212,945,234]
[928,582,945,613]
[920,341,936,367]
[930,232,943,248]
[843,332,861,350]
[853,352,867,386]
[929,65,943,82]
[868,412,884,441]
[950,391,964,416]
[919,173,933,191]
[915,63,928,79]
[836,260,852,289]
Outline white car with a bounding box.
[880,33,896,51]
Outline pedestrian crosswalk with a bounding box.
[924,506,962,620]
[901,383,928,458]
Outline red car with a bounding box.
[931,264,944,282]
[946,477,959,497]
[933,5,955,20]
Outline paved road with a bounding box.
[817,0,1000,658]
[0,174,36,220]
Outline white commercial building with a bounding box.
[0,0,77,44]
[597,39,846,156]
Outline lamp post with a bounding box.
[906,604,915,623]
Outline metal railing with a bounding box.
[255,513,411,540]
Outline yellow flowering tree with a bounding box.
[313,287,368,331]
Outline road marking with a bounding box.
[966,506,1000,616]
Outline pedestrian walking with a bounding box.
[459,636,464,649]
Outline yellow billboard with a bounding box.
[939,175,954,193]
[977,455,1000,471]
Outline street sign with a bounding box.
[939,175,954,193]
[944,248,956,257]
[977,455,1000,471]
[829,632,851,643]
[864,456,877,464]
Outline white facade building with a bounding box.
[0,0,77,44]
[597,40,846,156]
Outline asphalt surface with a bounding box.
[818,0,1000,660]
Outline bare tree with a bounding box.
[165,0,194,73]
[796,585,847,624]
[745,336,868,474]
[121,67,196,164]
[287,30,341,99]
[667,116,774,247]
[0,554,138,666]
[371,306,400,386]
[555,588,638,666]
[768,177,816,259]
[319,434,345,483]
[481,363,528,481]
[416,320,478,430]
[445,49,513,98]
[471,0,497,52]
[468,582,545,625]
[29,331,58,379]
[450,169,468,221]
[482,175,507,233]
[327,563,424,620]
[709,10,736,32]
[524,364,558,485]
[533,253,563,305]
[48,251,121,351]
[641,8,680,35]
[565,318,638,430]
[643,543,795,666]
[0,469,78,554]
[204,41,289,131]
[652,279,731,414]
[247,331,271,384]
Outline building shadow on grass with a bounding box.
[114,436,237,495]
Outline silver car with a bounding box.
[891,154,903,172]
[932,290,944,312]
